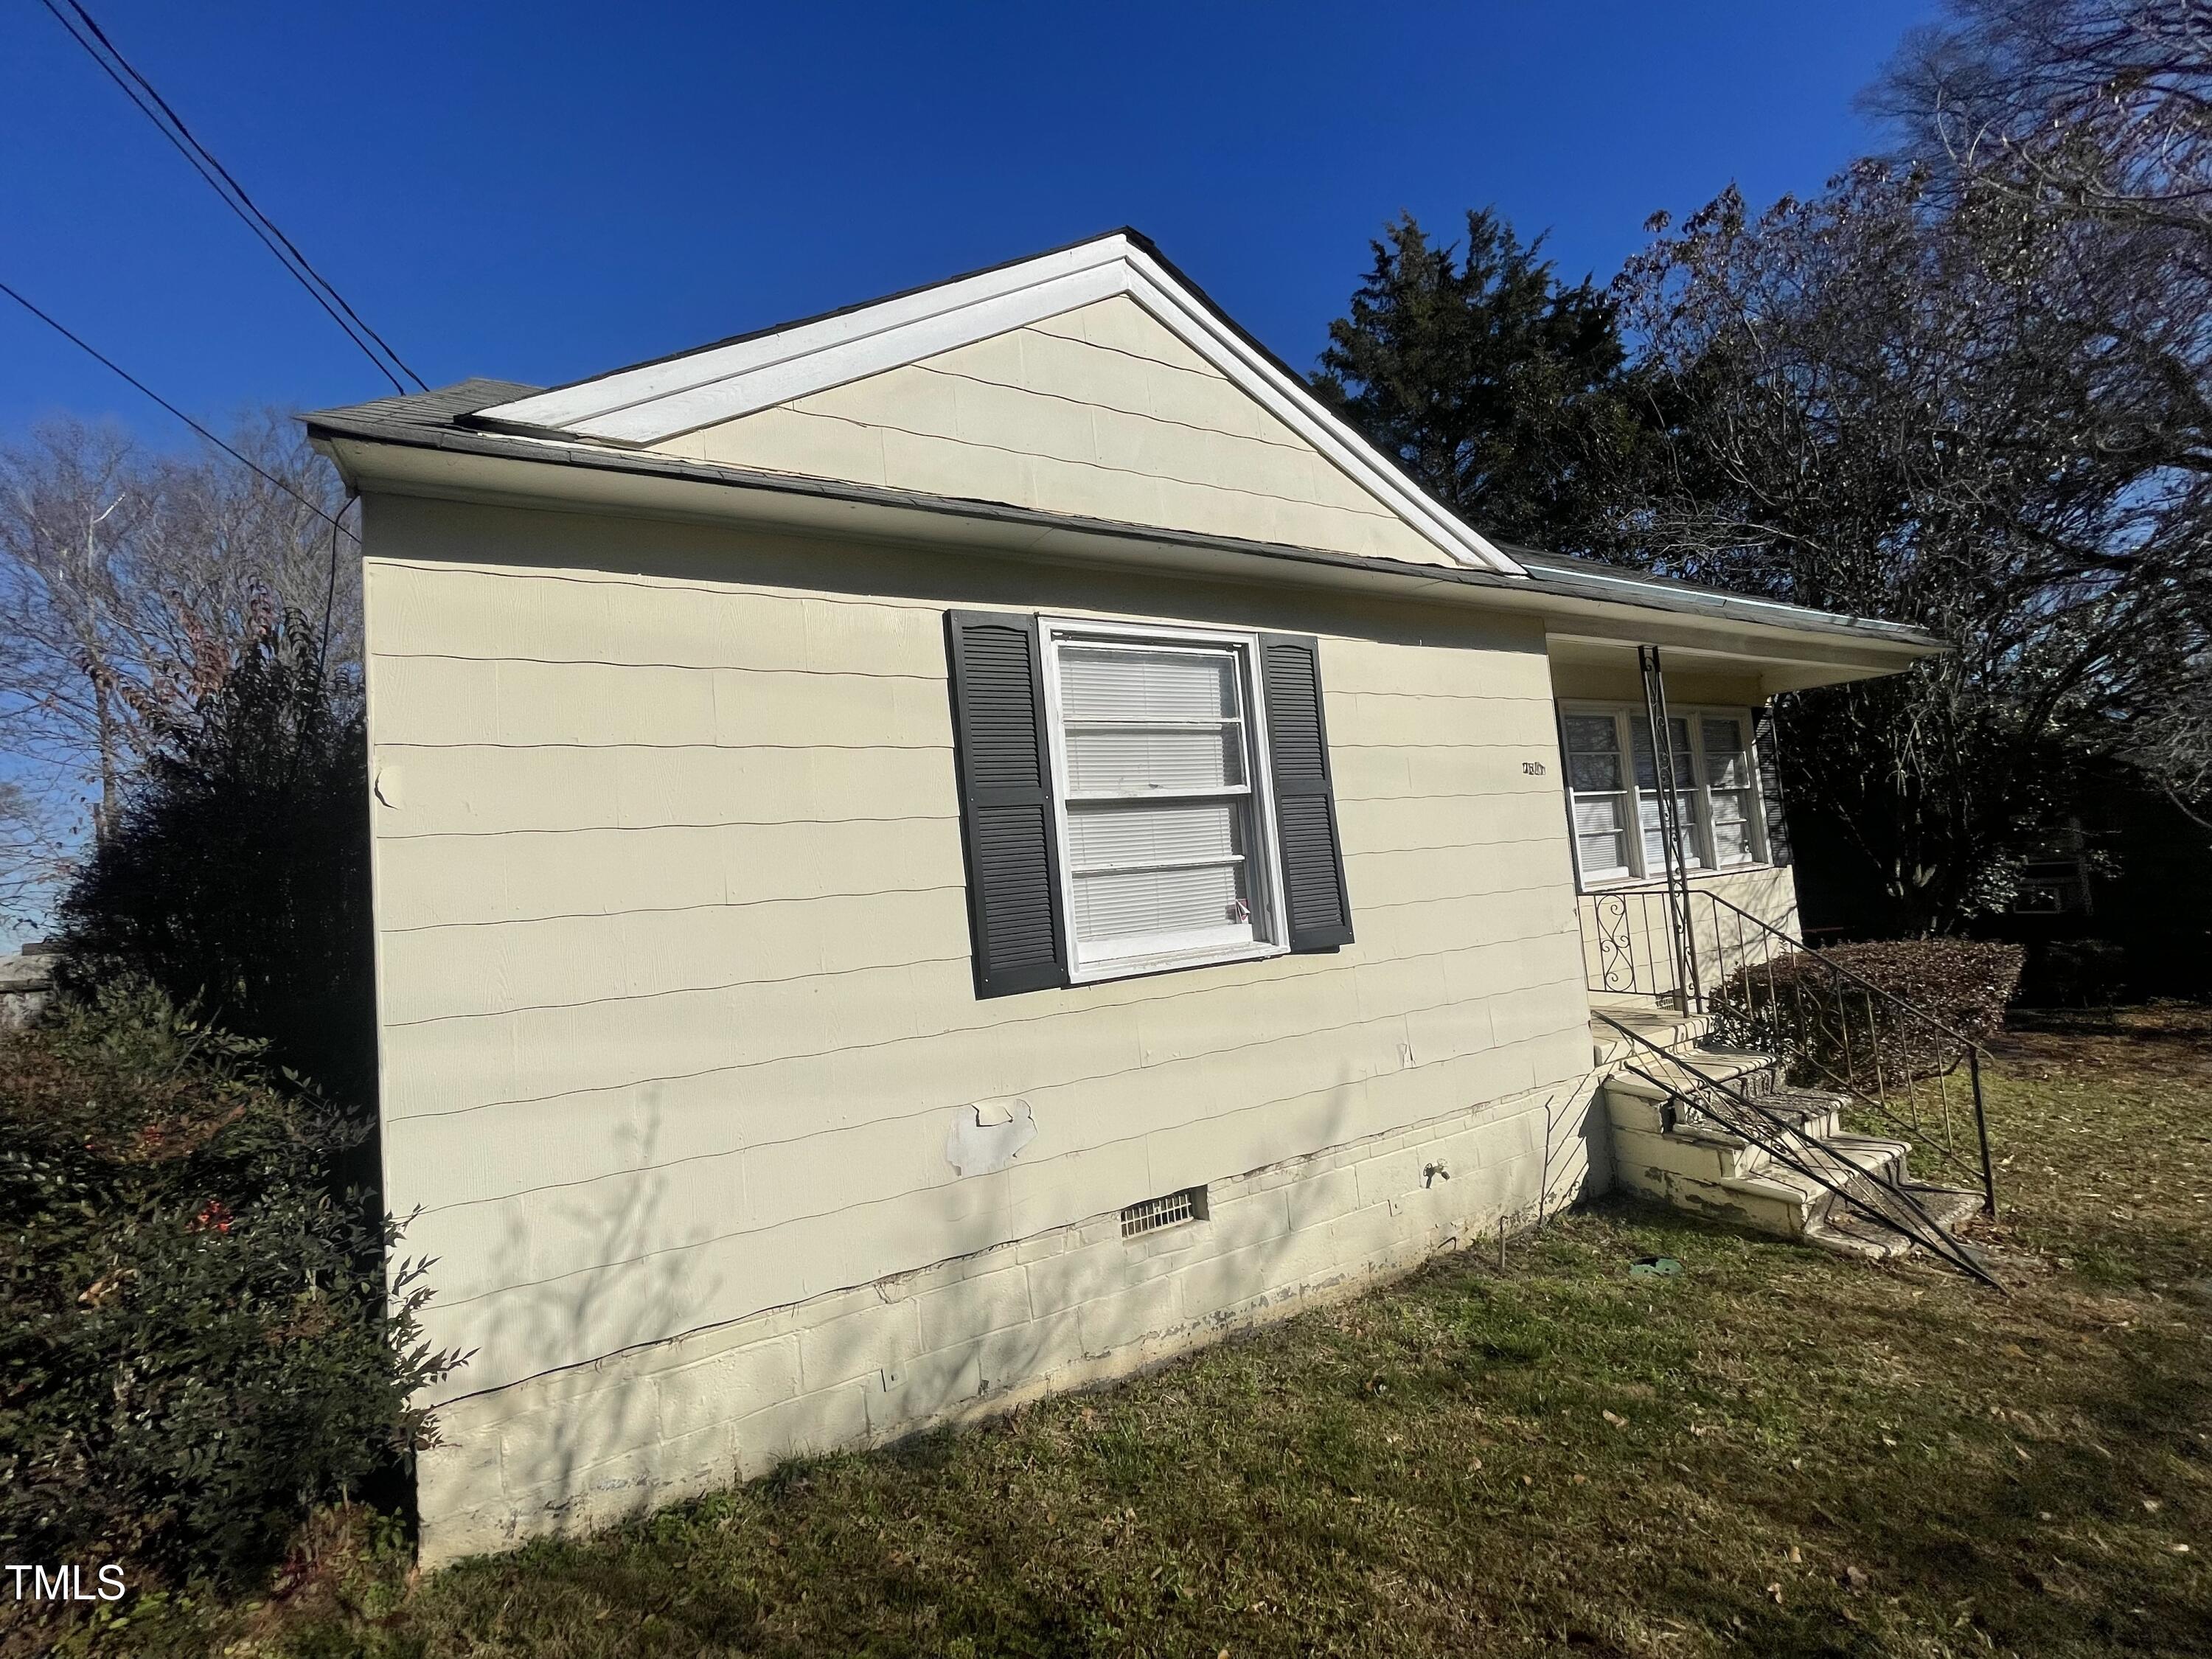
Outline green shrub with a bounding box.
[58,612,376,1113]
[0,981,462,1583]
[1711,936,2025,1088]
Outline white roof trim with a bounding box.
[473,233,1523,575]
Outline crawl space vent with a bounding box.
[1120,1186,1206,1239]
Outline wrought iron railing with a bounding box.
[1579,882,1997,1214]
[1595,1014,2000,1287]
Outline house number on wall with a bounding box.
[1522,760,1545,776]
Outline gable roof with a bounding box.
[467,229,1520,576]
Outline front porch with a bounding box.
[1582,932,1994,1276]
[1587,989,1983,1263]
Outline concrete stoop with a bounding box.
[1600,1044,1982,1262]
[1588,995,1715,1067]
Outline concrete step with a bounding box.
[1805,1182,1986,1261]
[1601,1050,1784,1133]
[1589,996,1715,1066]
[1719,1133,1913,1234]
[1614,1106,1973,1251]
[1610,1087,1845,1185]
[1617,1132,1895,1238]
[1600,1032,1986,1271]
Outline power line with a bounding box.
[0,276,353,538]
[39,0,422,393]
[37,0,426,396]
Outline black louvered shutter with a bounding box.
[1259,633,1354,951]
[945,611,1069,997]
[1751,705,1794,867]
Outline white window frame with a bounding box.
[1558,701,1771,891]
[1039,616,1290,984]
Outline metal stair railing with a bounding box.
[1597,1014,2000,1289]
[1579,882,1997,1216]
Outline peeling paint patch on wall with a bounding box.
[945,1099,1037,1176]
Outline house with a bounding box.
[304,230,1944,1565]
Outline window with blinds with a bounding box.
[1630,713,1703,874]
[1562,714,1632,881]
[1046,629,1282,978]
[1700,716,1756,866]
[1559,703,1768,888]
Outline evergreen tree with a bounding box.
[1312,209,1645,546]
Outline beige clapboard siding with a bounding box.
[1330,690,1557,745]
[653,296,1455,570]
[367,565,950,678]
[407,1029,1579,1343]
[372,813,1533,933]
[378,883,1574,1107]
[1329,743,1552,805]
[369,744,959,837]
[382,925,1586,1218]
[378,888,973,1026]
[408,1042,1586,1402]
[400,996,1543,1310]
[363,540,1520,681]
[374,818,965,932]
[375,905,1579,1164]
[383,976,1591,1394]
[1335,792,1556,855]
[369,657,950,751]
[412,1065,1598,1565]
[376,921,1571,1146]
[364,498,1590,1393]
[376,799,1564,1026]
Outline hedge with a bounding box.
[0,981,462,1583]
[1711,936,2024,1091]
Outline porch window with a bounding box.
[1559,703,1767,887]
[1630,713,1703,876]
[1562,714,1632,882]
[1700,716,1757,866]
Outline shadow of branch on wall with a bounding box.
[427,1038,1611,1551]
[467,1096,723,1538]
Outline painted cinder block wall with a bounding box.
[362,493,1607,1560]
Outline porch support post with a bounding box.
[1638,644,1703,1012]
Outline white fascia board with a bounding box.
[476,237,1136,438]
[1116,248,1512,574]
[472,234,1523,577]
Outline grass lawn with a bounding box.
[46,1006,2212,1658]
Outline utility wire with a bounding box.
[38,0,426,395]
[0,276,354,538]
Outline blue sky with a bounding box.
[1,1,1933,441]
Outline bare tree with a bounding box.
[1865,0,2212,832]
[1873,0,2212,236]
[1606,154,2212,927]
[0,415,355,933]
[0,778,57,938]
[2119,655,2212,824]
[1561,4,2212,928]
